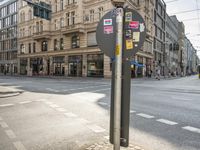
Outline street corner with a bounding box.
[0,86,24,98]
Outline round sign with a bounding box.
[96,8,146,59]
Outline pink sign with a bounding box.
[104,26,113,34]
[129,21,139,29]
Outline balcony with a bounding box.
[62,23,85,35]
[33,31,51,40]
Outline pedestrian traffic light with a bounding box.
[24,0,52,20]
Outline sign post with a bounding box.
[113,7,123,150]
[96,2,146,149]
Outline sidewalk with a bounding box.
[0,85,23,98]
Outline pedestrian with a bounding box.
[156,69,160,80]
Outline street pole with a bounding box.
[113,7,123,150]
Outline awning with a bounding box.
[131,61,145,67]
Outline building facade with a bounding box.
[0,0,18,75]
[165,14,179,76]
[153,0,166,76]
[17,0,154,78]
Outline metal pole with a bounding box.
[113,7,123,150]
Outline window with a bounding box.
[87,32,97,46]
[29,43,31,53]
[90,10,94,22]
[71,11,75,25]
[33,43,36,53]
[98,7,103,20]
[40,21,43,32]
[55,0,57,12]
[60,18,64,28]
[60,0,64,10]
[54,39,58,50]
[71,34,80,48]
[54,19,57,30]
[20,44,25,54]
[29,26,32,36]
[66,13,70,26]
[60,38,64,50]
[36,22,39,33]
[28,9,32,20]
[42,41,48,51]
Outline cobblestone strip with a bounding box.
[85,140,145,150]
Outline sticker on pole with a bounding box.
[104,19,112,26]
[104,26,113,34]
[129,21,139,29]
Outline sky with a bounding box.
[164,0,200,58]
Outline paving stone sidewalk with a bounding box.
[85,140,145,150]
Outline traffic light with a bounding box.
[24,0,52,20]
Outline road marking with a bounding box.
[49,104,60,108]
[56,108,67,112]
[46,88,59,92]
[13,141,26,150]
[0,121,9,128]
[182,126,200,134]
[19,101,32,104]
[63,85,109,92]
[0,116,2,121]
[157,119,178,125]
[78,118,90,124]
[44,101,54,105]
[137,113,155,119]
[64,112,78,118]
[35,99,47,102]
[130,110,136,114]
[5,130,16,139]
[0,104,14,107]
[98,102,108,106]
[86,124,106,133]
[90,88,111,93]
[172,96,192,101]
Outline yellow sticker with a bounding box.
[126,40,133,50]
[116,44,120,55]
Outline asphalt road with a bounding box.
[0,75,200,150]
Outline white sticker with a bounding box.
[104,19,112,26]
[140,23,145,32]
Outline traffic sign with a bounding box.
[96,8,146,59]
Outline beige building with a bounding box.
[17,0,154,78]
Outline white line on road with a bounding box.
[0,121,9,128]
[98,102,108,106]
[182,126,200,134]
[78,118,90,124]
[56,108,67,112]
[137,113,155,119]
[130,110,136,114]
[63,85,110,92]
[13,141,26,150]
[46,88,59,92]
[44,101,54,105]
[0,104,14,107]
[35,99,47,102]
[19,101,32,104]
[64,112,78,118]
[49,104,60,108]
[171,96,192,101]
[90,88,111,93]
[0,116,2,121]
[86,124,106,133]
[157,119,178,125]
[5,130,16,139]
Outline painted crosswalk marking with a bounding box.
[0,121,9,128]
[86,124,106,133]
[157,119,178,125]
[5,130,16,139]
[137,113,155,119]
[182,126,200,134]
[0,104,14,107]
[13,141,26,150]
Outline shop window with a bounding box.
[71,34,80,48]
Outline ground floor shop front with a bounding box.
[0,60,18,75]
[19,53,106,78]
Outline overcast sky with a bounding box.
[164,0,200,58]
